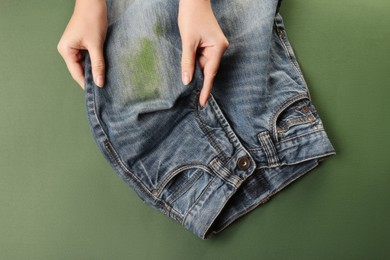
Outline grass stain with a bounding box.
[153,23,164,40]
[124,38,160,101]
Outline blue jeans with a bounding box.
[83,0,335,239]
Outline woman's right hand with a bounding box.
[178,0,229,107]
[57,0,107,89]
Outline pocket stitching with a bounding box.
[154,164,212,197]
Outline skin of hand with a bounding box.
[57,0,107,89]
[58,0,228,108]
[178,0,229,107]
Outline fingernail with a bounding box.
[199,96,209,108]
[200,100,208,109]
[182,72,190,85]
[95,76,104,87]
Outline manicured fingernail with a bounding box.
[95,76,104,87]
[182,72,190,85]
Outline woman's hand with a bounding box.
[178,0,229,107]
[57,0,107,89]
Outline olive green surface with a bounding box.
[1,0,389,259]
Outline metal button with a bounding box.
[237,156,251,170]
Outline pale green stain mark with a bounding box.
[124,38,160,101]
[153,23,164,40]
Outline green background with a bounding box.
[1,0,389,259]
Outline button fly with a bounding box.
[237,156,251,170]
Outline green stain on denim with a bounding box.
[125,38,160,101]
[153,23,164,40]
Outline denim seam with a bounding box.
[271,161,320,197]
[277,28,305,82]
[215,159,242,184]
[166,170,203,205]
[280,152,336,167]
[247,129,334,169]
[224,148,244,166]
[103,139,123,169]
[278,113,316,131]
[278,128,325,143]
[210,171,271,234]
[183,175,217,224]
[211,161,320,236]
[202,186,239,239]
[156,199,184,222]
[88,84,153,200]
[258,132,280,167]
[210,158,242,188]
[253,151,335,171]
[270,94,309,141]
[154,164,212,197]
[187,175,239,239]
[207,94,243,150]
[249,128,325,152]
[194,92,228,163]
[274,13,308,87]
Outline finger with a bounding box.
[60,48,85,89]
[89,45,105,88]
[181,40,197,85]
[65,59,85,89]
[199,67,216,107]
[199,49,225,107]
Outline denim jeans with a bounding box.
[83,0,335,239]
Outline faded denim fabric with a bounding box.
[83,0,335,239]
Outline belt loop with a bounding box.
[257,131,280,167]
[209,157,242,188]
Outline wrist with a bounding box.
[74,0,106,16]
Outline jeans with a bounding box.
[83,0,335,239]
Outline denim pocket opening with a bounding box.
[275,98,319,140]
[157,166,211,216]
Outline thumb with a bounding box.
[181,41,197,85]
[89,46,105,88]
